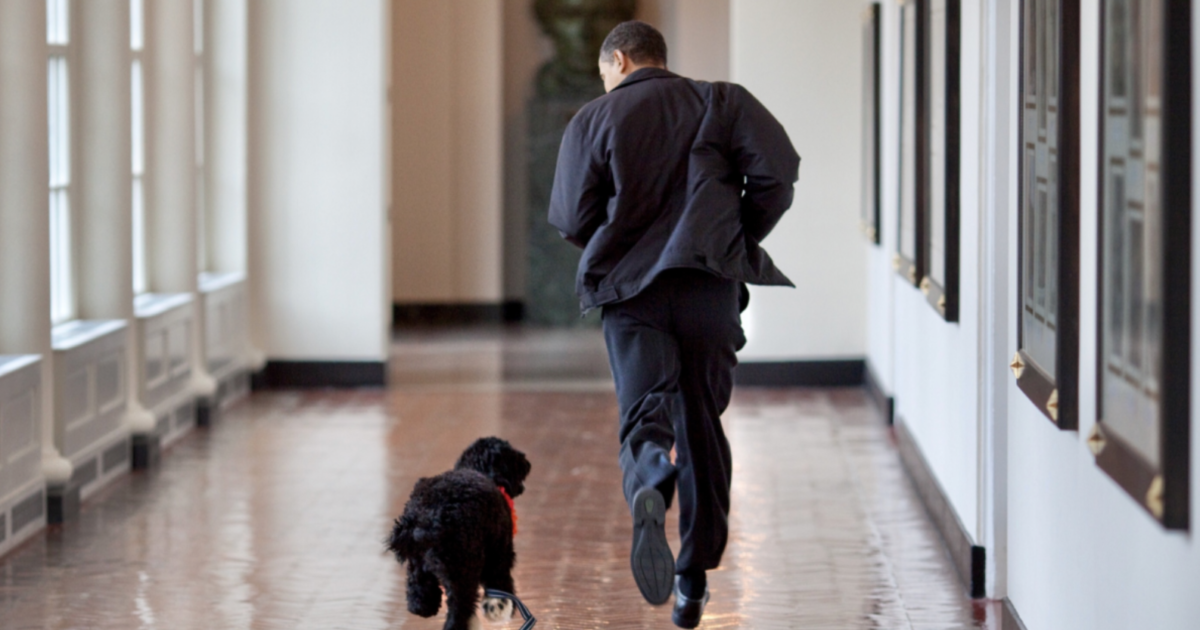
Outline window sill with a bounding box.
[51,320,128,352]
[134,293,193,319]
[0,355,40,379]
[198,271,246,294]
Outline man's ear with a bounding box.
[612,49,630,74]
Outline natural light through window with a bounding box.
[47,0,74,325]
[132,0,148,295]
[195,0,208,273]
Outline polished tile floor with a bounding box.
[0,326,1000,629]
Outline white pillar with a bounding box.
[147,0,217,399]
[74,0,155,434]
[0,1,72,485]
[206,0,248,275]
[76,0,133,320]
[147,0,197,294]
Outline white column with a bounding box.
[0,1,72,485]
[206,0,248,275]
[76,0,133,320]
[74,0,155,433]
[147,0,217,399]
[146,0,196,294]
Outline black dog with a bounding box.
[387,437,532,630]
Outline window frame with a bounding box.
[1014,0,1081,430]
[1094,0,1190,530]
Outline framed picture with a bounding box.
[1095,0,1190,529]
[861,2,882,246]
[1013,0,1080,430]
[918,0,960,321]
[894,0,959,320]
[894,0,921,284]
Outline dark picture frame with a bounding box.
[861,2,883,246]
[894,0,960,319]
[1095,0,1190,530]
[895,0,922,285]
[918,0,960,321]
[1014,0,1080,430]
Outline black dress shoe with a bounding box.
[630,487,674,604]
[672,577,709,628]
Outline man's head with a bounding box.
[598,20,667,93]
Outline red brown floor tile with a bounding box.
[0,326,995,629]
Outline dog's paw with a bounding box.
[481,596,514,622]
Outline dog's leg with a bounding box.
[480,539,516,623]
[436,563,484,630]
[406,561,442,618]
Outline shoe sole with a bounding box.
[630,487,674,605]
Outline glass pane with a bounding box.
[50,190,73,324]
[131,0,144,51]
[1020,0,1060,375]
[133,177,147,295]
[195,67,205,166]
[47,57,71,188]
[197,169,207,272]
[132,60,145,176]
[928,0,947,285]
[46,0,68,45]
[898,2,918,261]
[1100,0,1163,467]
[194,0,204,55]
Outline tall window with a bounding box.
[195,0,207,272]
[1014,0,1079,429]
[47,0,75,324]
[132,0,148,294]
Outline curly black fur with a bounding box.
[387,437,531,630]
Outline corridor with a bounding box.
[0,328,992,630]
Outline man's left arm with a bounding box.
[548,117,609,249]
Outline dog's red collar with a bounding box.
[498,486,518,536]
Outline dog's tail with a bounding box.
[385,511,440,562]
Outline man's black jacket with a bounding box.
[548,67,800,313]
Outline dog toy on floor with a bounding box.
[483,589,536,630]
[387,437,533,630]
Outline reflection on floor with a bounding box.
[0,326,1000,629]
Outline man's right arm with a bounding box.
[729,86,801,243]
[548,115,608,249]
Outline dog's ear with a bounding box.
[495,446,532,498]
[455,437,502,474]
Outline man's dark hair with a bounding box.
[599,21,667,66]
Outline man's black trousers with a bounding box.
[602,269,745,575]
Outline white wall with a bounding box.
[247,0,390,362]
[392,0,503,305]
[731,0,866,360]
[1002,2,1200,628]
